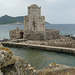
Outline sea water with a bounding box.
[0,24,75,40]
[8,47,75,69]
[1,24,75,69]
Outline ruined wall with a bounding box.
[45,29,59,40]
[9,29,24,39]
[23,29,59,40]
[9,30,16,39]
[24,16,29,32]
[24,4,45,32]
[23,31,45,40]
[28,4,41,19]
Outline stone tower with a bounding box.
[24,4,45,32]
[9,4,59,40]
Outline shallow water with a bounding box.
[7,47,75,70]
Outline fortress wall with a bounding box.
[45,29,59,40]
[24,16,29,31]
[24,31,45,40]
[9,30,16,39]
[24,29,59,40]
[9,29,24,39]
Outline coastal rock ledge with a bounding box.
[0,44,36,75]
[0,43,75,75]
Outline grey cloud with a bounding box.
[0,0,75,24]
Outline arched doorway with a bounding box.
[20,31,24,39]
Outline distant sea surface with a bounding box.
[0,24,75,40]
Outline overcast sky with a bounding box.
[0,0,75,24]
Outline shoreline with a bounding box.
[1,42,75,55]
[0,23,23,25]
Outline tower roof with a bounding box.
[28,4,39,8]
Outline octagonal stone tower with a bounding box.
[24,4,45,32]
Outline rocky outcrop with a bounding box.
[37,63,75,75]
[0,46,36,75]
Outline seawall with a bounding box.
[1,42,75,55]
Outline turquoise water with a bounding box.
[1,24,75,69]
[7,47,75,69]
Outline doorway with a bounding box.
[20,31,24,39]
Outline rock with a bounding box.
[0,70,3,75]
[1,56,36,75]
[0,43,4,47]
[0,47,13,68]
[37,63,75,75]
[0,46,36,75]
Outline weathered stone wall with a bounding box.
[28,4,41,18]
[24,16,29,32]
[9,29,16,39]
[24,31,45,40]
[24,4,45,32]
[23,29,59,40]
[9,29,24,39]
[45,29,59,40]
